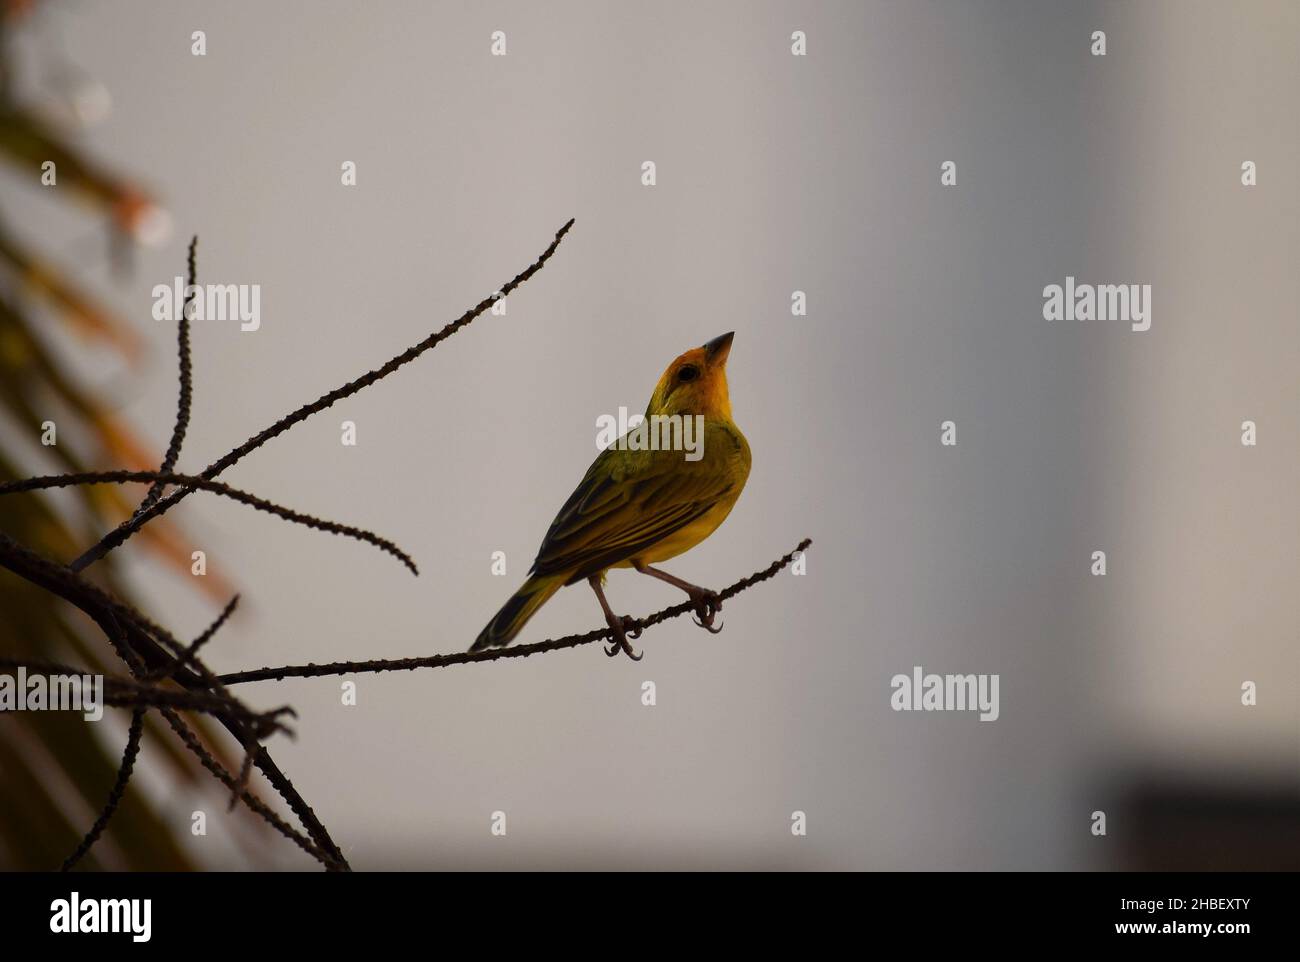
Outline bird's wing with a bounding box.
[530,446,736,583]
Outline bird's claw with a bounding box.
[604,616,644,660]
[688,589,724,633]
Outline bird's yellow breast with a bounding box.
[615,418,750,569]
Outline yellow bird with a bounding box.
[472,331,751,659]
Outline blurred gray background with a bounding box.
[4,0,1297,868]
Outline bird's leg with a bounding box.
[587,575,643,660]
[631,562,723,633]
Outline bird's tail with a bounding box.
[471,573,565,651]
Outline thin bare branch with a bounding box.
[0,534,349,869]
[158,708,342,870]
[61,708,145,872]
[69,217,576,571]
[191,593,240,653]
[219,539,812,685]
[0,221,590,873]
[137,234,197,513]
[0,656,294,731]
[3,470,417,574]
[248,743,350,870]
[146,593,240,682]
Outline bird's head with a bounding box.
[646,331,735,420]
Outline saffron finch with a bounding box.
[472,331,751,659]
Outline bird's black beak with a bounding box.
[704,331,734,365]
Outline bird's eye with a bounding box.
[677,365,700,383]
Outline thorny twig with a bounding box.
[0,452,341,866]
[158,708,342,870]
[3,470,418,574]
[145,593,240,682]
[68,218,576,572]
[136,234,196,514]
[218,540,813,685]
[60,709,144,872]
[3,220,576,872]
[0,656,295,731]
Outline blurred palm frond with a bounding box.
[0,2,236,871]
